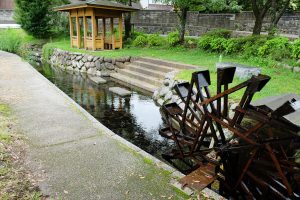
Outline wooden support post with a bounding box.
[69,13,73,48]
[110,18,115,50]
[102,18,106,50]
[91,9,97,51]
[75,11,81,48]
[119,16,123,49]
[83,15,87,49]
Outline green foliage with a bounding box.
[132,35,148,47]
[204,0,242,13]
[14,0,69,38]
[222,38,240,54]
[0,29,22,53]
[210,37,227,52]
[292,39,300,59]
[258,37,291,60]
[203,29,232,39]
[184,38,198,48]
[148,33,165,47]
[167,31,180,47]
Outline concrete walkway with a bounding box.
[0,51,189,199]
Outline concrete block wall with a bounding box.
[131,11,300,36]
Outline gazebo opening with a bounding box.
[55,0,138,51]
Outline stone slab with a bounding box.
[216,62,261,79]
[89,76,107,84]
[109,87,131,97]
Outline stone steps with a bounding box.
[110,73,158,93]
[112,57,200,93]
[126,63,166,79]
[118,68,163,86]
[131,60,176,73]
[138,57,198,70]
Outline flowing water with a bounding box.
[33,64,173,159]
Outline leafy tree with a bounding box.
[116,0,139,40]
[241,0,299,35]
[14,0,69,38]
[159,0,205,44]
[268,0,299,35]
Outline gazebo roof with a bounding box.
[55,0,139,12]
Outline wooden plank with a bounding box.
[83,10,87,49]
[91,8,97,50]
[69,13,74,48]
[75,10,81,48]
[102,18,106,50]
[110,18,115,50]
[119,16,123,49]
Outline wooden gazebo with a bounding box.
[56,0,138,51]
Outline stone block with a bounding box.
[109,87,131,97]
[90,76,107,84]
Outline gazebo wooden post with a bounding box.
[75,10,81,48]
[83,13,87,49]
[110,18,115,50]
[91,9,97,51]
[69,13,74,48]
[102,18,106,50]
[118,15,123,49]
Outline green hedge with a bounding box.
[197,29,299,63]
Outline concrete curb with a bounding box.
[27,60,223,199]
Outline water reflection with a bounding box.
[34,64,172,158]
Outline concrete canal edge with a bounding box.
[27,57,224,199]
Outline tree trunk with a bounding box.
[124,0,132,40]
[124,13,131,39]
[251,0,272,35]
[179,8,187,44]
[268,0,290,36]
[253,16,263,35]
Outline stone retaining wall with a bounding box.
[131,11,300,36]
[50,49,132,77]
[0,9,14,23]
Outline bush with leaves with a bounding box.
[167,31,180,47]
[292,39,300,59]
[204,29,232,39]
[132,35,148,47]
[258,37,291,60]
[148,33,165,47]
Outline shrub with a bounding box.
[222,38,240,54]
[132,35,148,47]
[292,39,300,59]
[0,29,22,53]
[198,36,214,50]
[184,38,198,48]
[240,36,268,57]
[258,37,291,60]
[148,33,165,47]
[167,31,180,47]
[203,29,232,39]
[210,37,227,52]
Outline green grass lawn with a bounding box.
[45,39,300,101]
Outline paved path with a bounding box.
[0,51,188,200]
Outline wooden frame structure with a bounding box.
[55,0,138,51]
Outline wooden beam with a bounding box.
[110,18,115,50]
[83,14,87,49]
[119,16,123,49]
[69,13,73,48]
[75,10,81,48]
[91,8,97,50]
[102,18,106,50]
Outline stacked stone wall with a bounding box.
[131,11,300,36]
